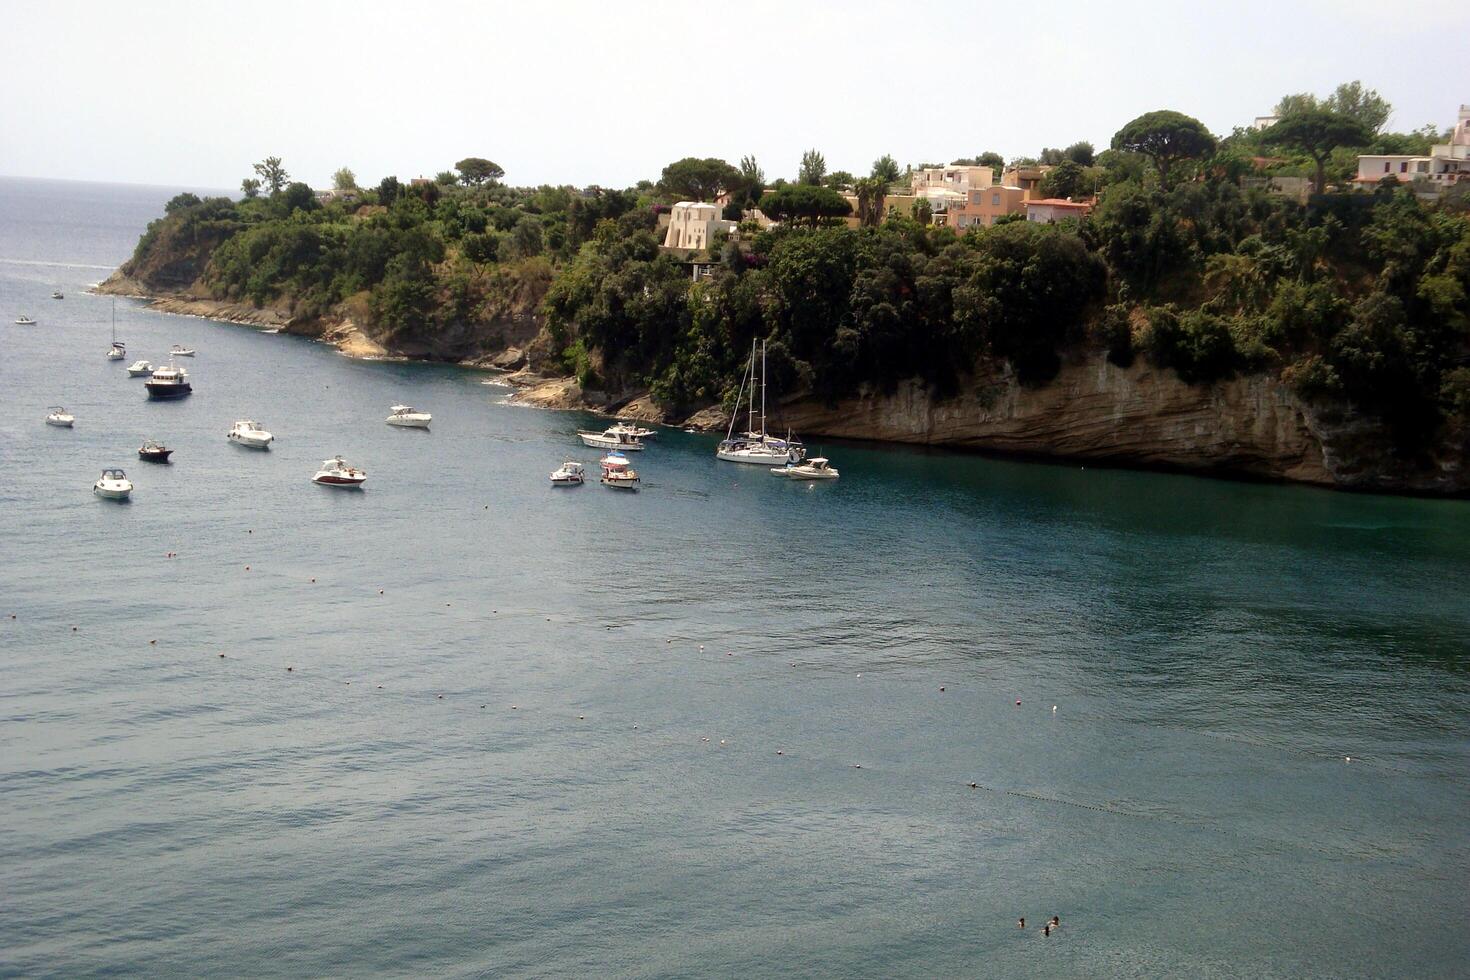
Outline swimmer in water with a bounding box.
[1018,917,1025,929]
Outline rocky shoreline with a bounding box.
[92,274,1467,497]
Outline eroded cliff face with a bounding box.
[775,355,1467,495]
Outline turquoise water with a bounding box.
[2,178,1468,978]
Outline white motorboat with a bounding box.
[127,359,154,377]
[312,456,366,488]
[599,452,640,490]
[145,361,191,400]
[608,420,657,439]
[385,404,431,428]
[550,460,586,485]
[45,406,75,427]
[107,342,126,360]
[227,419,274,449]
[15,315,36,325]
[771,456,839,480]
[52,291,64,300]
[716,340,805,466]
[93,468,133,500]
[169,345,196,357]
[578,427,644,451]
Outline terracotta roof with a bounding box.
[1025,199,1091,208]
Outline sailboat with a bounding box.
[716,339,805,466]
[106,299,125,360]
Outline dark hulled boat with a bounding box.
[138,441,173,462]
[145,362,191,400]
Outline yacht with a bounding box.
[771,456,839,480]
[145,362,191,400]
[385,404,432,428]
[550,460,586,486]
[169,345,196,357]
[127,359,154,377]
[14,315,35,325]
[578,427,644,451]
[138,440,173,463]
[45,406,75,427]
[717,340,805,466]
[312,456,367,488]
[227,419,274,449]
[107,342,127,361]
[52,291,64,300]
[93,468,133,500]
[599,452,640,491]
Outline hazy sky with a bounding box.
[5,0,1466,191]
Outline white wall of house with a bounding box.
[662,202,735,251]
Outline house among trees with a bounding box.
[661,201,737,253]
[947,185,1027,230]
[1024,198,1092,223]
[1354,105,1470,195]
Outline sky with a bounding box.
[4,0,1466,192]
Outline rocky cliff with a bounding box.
[772,354,1467,495]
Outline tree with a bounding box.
[1064,141,1095,166]
[455,157,505,186]
[165,192,201,214]
[738,155,765,194]
[239,178,261,199]
[658,157,740,202]
[1261,110,1372,194]
[1322,81,1391,134]
[1111,111,1217,190]
[799,149,827,186]
[870,154,901,185]
[332,167,357,191]
[278,182,318,214]
[1039,147,1066,165]
[377,175,401,205]
[825,170,855,189]
[758,184,851,227]
[252,156,289,195]
[1038,159,1087,200]
[435,171,458,186]
[853,176,888,227]
[1274,93,1317,118]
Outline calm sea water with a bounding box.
[1,176,1468,979]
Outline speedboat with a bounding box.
[599,452,640,490]
[228,419,273,449]
[578,427,644,451]
[550,460,585,486]
[169,345,196,357]
[772,456,839,480]
[15,315,35,325]
[609,420,657,439]
[138,440,173,463]
[107,342,126,360]
[52,291,64,300]
[312,456,366,488]
[127,359,154,377]
[145,362,191,400]
[45,406,75,427]
[93,468,133,500]
[385,404,431,428]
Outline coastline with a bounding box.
[92,274,1468,497]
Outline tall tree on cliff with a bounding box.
[240,177,261,199]
[1261,110,1373,194]
[658,157,740,202]
[332,167,357,191]
[870,154,901,186]
[1110,111,1216,190]
[799,149,827,186]
[455,157,505,186]
[252,157,289,195]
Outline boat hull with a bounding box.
[313,475,366,488]
[146,383,192,400]
[139,450,173,463]
[600,478,639,491]
[93,485,132,500]
[717,448,794,465]
[228,435,272,449]
[386,417,431,428]
[45,419,73,428]
[579,433,643,450]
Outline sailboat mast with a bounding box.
[760,340,767,439]
[111,298,116,344]
[746,339,755,436]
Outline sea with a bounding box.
[1,175,1467,979]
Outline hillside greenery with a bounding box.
[124,87,1470,447]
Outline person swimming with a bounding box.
[1044,925,1051,937]
[1018,917,1025,929]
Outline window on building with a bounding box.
[1384,162,1390,172]
[992,193,1000,206]
[1400,162,1408,173]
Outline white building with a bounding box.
[661,202,737,252]
[909,165,994,209]
[1355,105,1470,194]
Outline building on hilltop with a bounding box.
[909,165,994,209]
[1024,198,1092,223]
[946,185,1027,231]
[1354,104,1470,196]
[1001,164,1051,199]
[661,201,737,253]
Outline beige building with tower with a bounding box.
[661,202,737,252]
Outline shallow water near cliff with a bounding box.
[2,177,1469,978]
